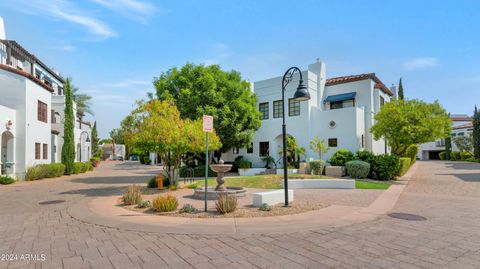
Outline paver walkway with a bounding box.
[1,161,480,268]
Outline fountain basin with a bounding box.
[193,187,247,200]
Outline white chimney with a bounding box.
[0,17,5,39]
[308,58,326,108]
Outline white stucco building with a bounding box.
[0,17,92,178]
[223,60,393,168]
[418,114,473,160]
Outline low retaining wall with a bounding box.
[276,169,299,175]
[286,179,355,189]
[253,189,294,207]
[238,168,267,176]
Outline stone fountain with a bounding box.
[193,160,247,200]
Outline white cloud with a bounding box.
[12,0,116,39]
[90,0,157,24]
[402,57,439,70]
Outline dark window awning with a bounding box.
[324,92,356,103]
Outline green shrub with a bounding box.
[215,193,237,214]
[87,162,94,171]
[25,163,66,181]
[72,162,83,174]
[465,157,476,162]
[179,165,217,177]
[122,185,142,205]
[0,175,15,185]
[187,182,198,189]
[309,160,325,175]
[439,151,446,160]
[152,195,178,212]
[258,203,272,211]
[398,157,411,176]
[372,154,400,181]
[451,151,461,161]
[137,200,150,208]
[147,176,157,188]
[143,156,151,165]
[179,204,197,213]
[139,154,146,164]
[345,160,370,179]
[404,144,418,164]
[329,149,355,166]
[461,151,473,160]
[355,150,376,177]
[238,159,252,169]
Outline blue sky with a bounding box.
[1,0,479,138]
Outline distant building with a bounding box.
[0,17,92,178]
[101,144,125,160]
[223,59,393,167]
[418,114,472,160]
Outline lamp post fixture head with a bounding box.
[86,136,91,143]
[293,79,310,101]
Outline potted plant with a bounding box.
[90,157,101,167]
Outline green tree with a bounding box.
[278,136,306,168]
[445,136,452,160]
[153,63,261,152]
[91,121,99,156]
[473,106,480,159]
[453,136,473,152]
[61,79,76,175]
[123,99,221,185]
[71,84,93,116]
[398,77,404,100]
[370,99,451,156]
[309,136,330,160]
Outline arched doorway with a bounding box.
[1,131,14,175]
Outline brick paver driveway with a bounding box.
[1,161,480,269]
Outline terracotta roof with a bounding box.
[450,115,472,121]
[453,123,473,130]
[0,64,54,92]
[325,73,393,96]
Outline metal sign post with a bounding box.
[203,115,213,212]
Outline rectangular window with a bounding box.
[37,100,48,123]
[380,96,385,107]
[247,142,253,154]
[458,132,464,136]
[259,102,269,120]
[43,144,48,159]
[330,101,343,110]
[259,142,269,157]
[35,143,41,159]
[233,147,239,154]
[273,100,283,118]
[288,98,300,116]
[328,138,338,147]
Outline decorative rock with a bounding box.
[325,166,346,177]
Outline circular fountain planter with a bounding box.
[193,186,247,200]
[192,159,246,200]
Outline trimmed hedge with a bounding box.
[398,157,411,176]
[309,160,325,175]
[179,165,217,177]
[372,154,400,181]
[25,163,66,181]
[404,144,418,164]
[439,151,446,160]
[355,150,376,178]
[238,159,252,169]
[329,149,355,166]
[345,160,370,179]
[461,151,473,160]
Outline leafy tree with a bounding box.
[473,106,480,159]
[398,77,404,100]
[370,99,451,156]
[91,121,99,156]
[153,63,261,152]
[453,136,473,152]
[99,139,112,144]
[71,84,93,116]
[61,79,75,175]
[309,136,330,160]
[122,99,221,185]
[278,136,306,168]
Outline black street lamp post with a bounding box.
[281,67,311,206]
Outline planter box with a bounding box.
[238,168,267,176]
[253,189,294,207]
[325,166,346,177]
[276,169,299,175]
[286,179,355,189]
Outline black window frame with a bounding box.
[330,101,343,110]
[288,98,300,116]
[259,102,269,120]
[273,100,283,118]
[328,138,338,147]
[247,143,253,154]
[259,141,269,157]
